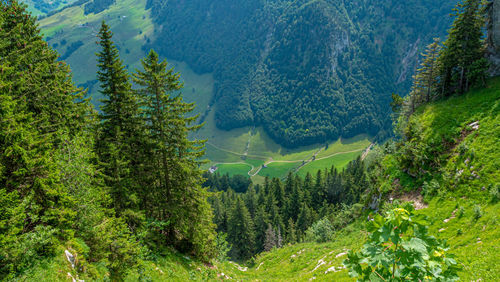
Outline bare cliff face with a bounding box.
[488,0,500,76]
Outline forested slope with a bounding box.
[147,0,457,147]
[39,0,457,147]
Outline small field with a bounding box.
[258,162,301,179]
[297,150,364,177]
[214,163,253,177]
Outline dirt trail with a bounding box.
[211,142,372,178]
[361,143,375,160]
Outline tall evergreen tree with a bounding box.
[406,38,442,115]
[133,49,216,259]
[227,197,255,260]
[439,0,488,95]
[95,21,142,218]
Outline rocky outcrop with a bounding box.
[487,0,500,76]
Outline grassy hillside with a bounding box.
[214,198,499,281]
[21,197,497,281]
[14,75,500,282]
[198,78,500,281]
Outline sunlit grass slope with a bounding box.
[38,0,214,116]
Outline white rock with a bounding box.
[65,250,75,269]
[335,252,347,258]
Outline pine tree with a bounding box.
[0,94,74,276]
[95,21,142,217]
[439,0,488,95]
[421,39,442,102]
[312,169,326,210]
[263,224,277,251]
[228,197,256,260]
[133,49,216,259]
[0,0,87,138]
[286,218,297,244]
[253,205,270,253]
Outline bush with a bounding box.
[214,233,231,262]
[423,179,440,199]
[344,207,460,281]
[490,185,499,203]
[305,217,334,243]
[473,205,482,220]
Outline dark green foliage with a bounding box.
[208,157,370,259]
[95,21,143,220]
[344,206,460,281]
[227,197,255,260]
[60,40,84,60]
[1,4,217,279]
[439,0,488,96]
[147,0,456,147]
[203,172,252,193]
[132,49,216,260]
[84,0,115,15]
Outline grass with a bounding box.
[297,150,363,177]
[18,196,499,281]
[213,197,500,281]
[407,77,500,196]
[198,107,371,180]
[258,162,301,179]
[39,0,214,115]
[416,198,500,281]
[215,163,252,177]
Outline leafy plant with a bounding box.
[215,233,231,262]
[473,205,483,220]
[344,207,460,281]
[490,185,499,203]
[305,217,334,243]
[457,206,465,218]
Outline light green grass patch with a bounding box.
[215,163,252,177]
[297,151,363,177]
[258,162,301,179]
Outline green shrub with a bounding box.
[305,217,334,243]
[423,179,440,199]
[344,207,460,281]
[473,205,482,220]
[490,185,499,203]
[458,206,465,218]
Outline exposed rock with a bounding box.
[325,265,345,274]
[468,121,480,130]
[229,261,248,272]
[311,257,326,272]
[335,252,347,258]
[65,250,75,269]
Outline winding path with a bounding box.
[212,143,374,178]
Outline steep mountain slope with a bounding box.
[147,0,457,147]
[39,0,457,147]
